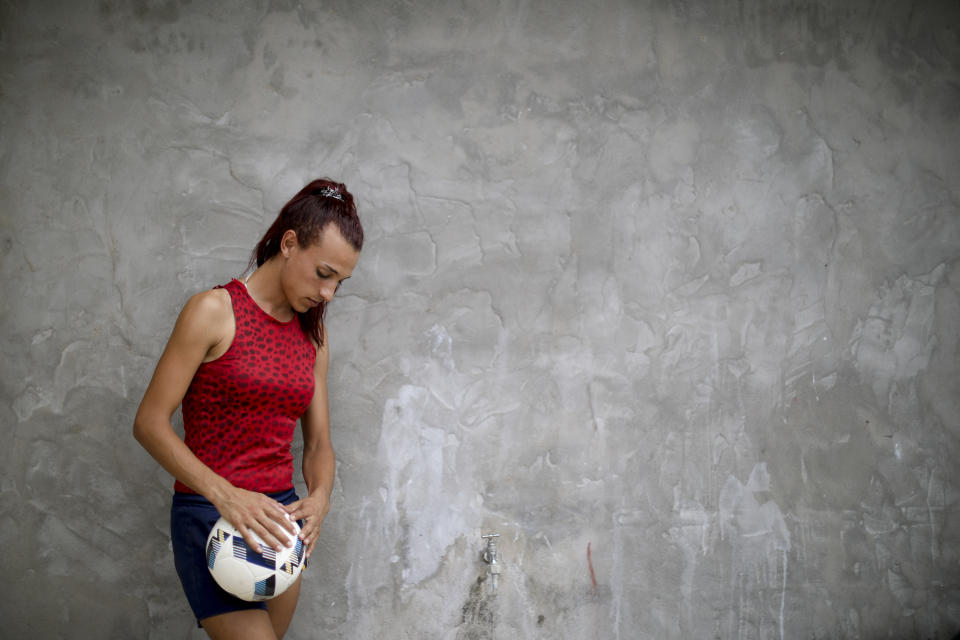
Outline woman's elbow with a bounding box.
[132,409,160,447]
[132,414,148,445]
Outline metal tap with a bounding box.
[482,533,502,593]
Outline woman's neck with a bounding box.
[243,258,294,322]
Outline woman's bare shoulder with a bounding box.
[172,287,234,346]
[181,288,233,321]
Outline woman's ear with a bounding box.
[280,229,298,257]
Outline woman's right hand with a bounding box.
[212,487,299,554]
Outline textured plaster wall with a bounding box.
[2,1,959,638]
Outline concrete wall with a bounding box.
[2,1,959,638]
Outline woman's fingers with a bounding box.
[244,511,296,553]
[218,489,298,553]
[286,496,328,558]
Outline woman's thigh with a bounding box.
[265,574,302,638]
[199,572,301,639]
[201,608,278,640]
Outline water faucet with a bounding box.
[481,533,502,593]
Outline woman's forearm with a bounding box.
[301,441,335,503]
[133,415,233,502]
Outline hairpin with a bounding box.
[319,186,345,202]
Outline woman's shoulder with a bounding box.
[175,287,234,334]
[185,286,232,316]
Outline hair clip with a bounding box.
[319,186,345,202]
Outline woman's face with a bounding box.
[279,224,360,313]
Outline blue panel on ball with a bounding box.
[206,539,221,569]
[280,538,306,575]
[233,538,277,570]
[254,575,276,598]
[206,529,232,569]
[295,538,305,564]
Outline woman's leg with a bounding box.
[201,577,302,639]
[201,609,279,640]
[265,575,302,639]
[199,576,301,640]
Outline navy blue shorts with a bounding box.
[170,488,300,627]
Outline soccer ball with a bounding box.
[205,517,306,601]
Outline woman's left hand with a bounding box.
[288,493,330,560]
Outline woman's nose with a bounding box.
[319,282,337,302]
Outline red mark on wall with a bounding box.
[587,542,598,592]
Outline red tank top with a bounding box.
[175,279,316,494]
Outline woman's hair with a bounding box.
[250,178,364,345]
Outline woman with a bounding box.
[134,178,363,639]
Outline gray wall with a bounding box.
[2,1,959,638]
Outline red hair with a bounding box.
[250,178,364,345]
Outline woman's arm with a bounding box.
[133,289,297,553]
[288,339,336,558]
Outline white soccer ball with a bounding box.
[205,516,306,601]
